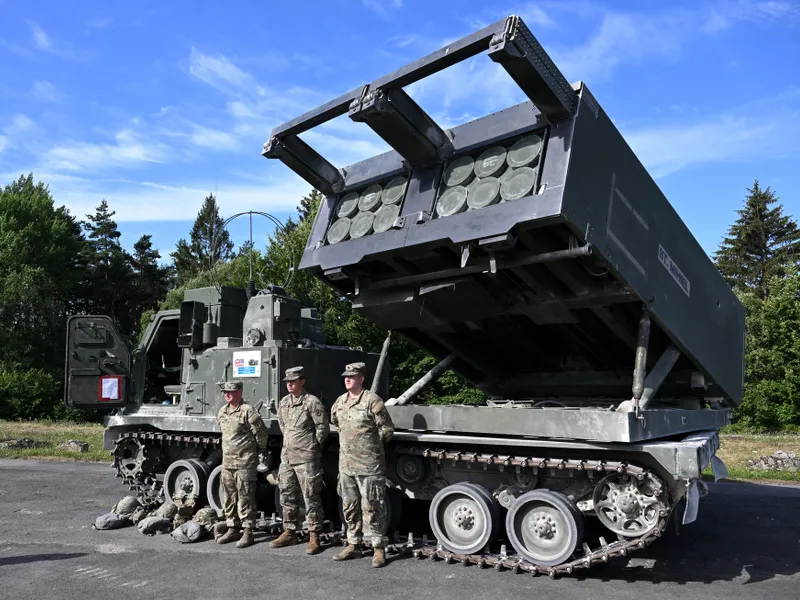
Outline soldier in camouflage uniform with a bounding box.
[270,366,330,555]
[331,362,395,568]
[215,380,269,548]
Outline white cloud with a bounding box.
[1,114,38,153]
[362,0,403,16]
[622,91,800,177]
[755,1,796,17]
[31,80,59,102]
[29,23,53,51]
[86,18,112,30]
[41,129,169,173]
[518,4,557,27]
[702,10,732,33]
[0,136,6,154]
[402,2,800,123]
[5,114,36,136]
[696,0,800,31]
[624,118,769,178]
[405,54,527,123]
[188,48,322,137]
[227,100,259,120]
[189,47,252,92]
[473,3,556,29]
[7,171,313,223]
[551,11,687,83]
[302,129,388,167]
[187,125,239,151]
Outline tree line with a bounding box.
[0,173,798,431]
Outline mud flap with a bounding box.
[711,455,729,482]
[682,479,700,525]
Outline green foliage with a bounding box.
[0,364,60,420]
[132,235,171,309]
[160,249,267,310]
[0,174,88,375]
[732,271,800,431]
[170,193,235,286]
[712,180,800,431]
[81,199,137,333]
[714,180,800,299]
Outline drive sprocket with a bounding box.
[113,437,147,479]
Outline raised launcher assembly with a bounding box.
[265,15,744,574]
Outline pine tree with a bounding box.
[298,189,323,222]
[170,193,234,284]
[130,234,171,316]
[714,180,800,298]
[82,200,135,332]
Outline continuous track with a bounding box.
[112,431,672,577]
[112,431,221,508]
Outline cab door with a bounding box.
[64,315,131,408]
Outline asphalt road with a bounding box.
[1,459,798,600]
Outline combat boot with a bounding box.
[269,529,297,548]
[236,528,254,548]
[216,527,242,544]
[306,532,322,555]
[372,547,386,568]
[332,543,362,561]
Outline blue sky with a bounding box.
[1,0,798,265]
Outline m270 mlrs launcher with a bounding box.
[263,14,744,573]
[64,15,743,577]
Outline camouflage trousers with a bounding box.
[278,459,324,532]
[221,467,257,529]
[338,473,388,549]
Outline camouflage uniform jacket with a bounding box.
[217,401,269,469]
[331,389,394,476]
[277,392,330,465]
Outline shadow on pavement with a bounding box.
[0,552,87,567]
[572,483,800,585]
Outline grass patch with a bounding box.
[0,419,108,462]
[703,433,800,483]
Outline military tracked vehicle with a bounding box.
[64,279,390,517]
[260,14,743,574]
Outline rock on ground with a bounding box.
[747,450,800,472]
[56,440,89,453]
[0,438,42,449]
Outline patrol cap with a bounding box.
[342,362,366,377]
[219,381,243,392]
[283,366,305,381]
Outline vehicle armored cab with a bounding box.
[262,14,743,574]
[64,281,389,516]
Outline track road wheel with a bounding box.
[429,482,499,555]
[207,465,226,515]
[505,489,584,567]
[164,459,211,504]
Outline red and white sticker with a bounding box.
[98,375,123,401]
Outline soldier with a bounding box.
[330,362,395,568]
[270,366,330,555]
[215,380,269,548]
